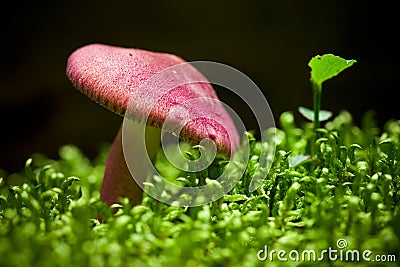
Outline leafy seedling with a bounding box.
[306,54,357,130]
[301,54,356,156]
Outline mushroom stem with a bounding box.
[100,125,161,206]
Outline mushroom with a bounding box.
[66,43,239,206]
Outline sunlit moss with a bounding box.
[0,111,399,267]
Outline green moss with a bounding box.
[1,111,399,267]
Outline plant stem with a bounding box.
[312,82,322,131]
[312,81,322,156]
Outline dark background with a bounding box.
[1,1,398,172]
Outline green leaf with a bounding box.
[61,176,80,190]
[223,194,248,202]
[288,154,311,167]
[298,106,333,122]
[309,54,356,87]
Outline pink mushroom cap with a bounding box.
[66,43,239,155]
